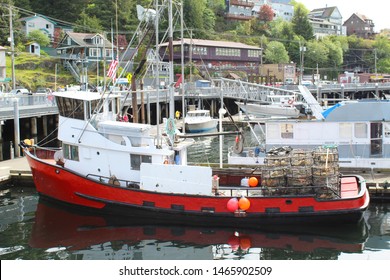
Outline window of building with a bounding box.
[216,48,241,57]
[281,123,293,139]
[248,49,261,58]
[46,24,50,29]
[94,36,104,45]
[339,123,352,138]
[28,22,34,27]
[63,144,79,161]
[354,123,367,138]
[192,46,207,55]
[89,48,101,57]
[105,49,113,58]
[130,154,152,170]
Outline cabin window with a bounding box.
[339,123,352,139]
[280,124,293,139]
[56,96,85,120]
[384,123,390,138]
[354,123,368,138]
[63,144,79,161]
[130,154,152,170]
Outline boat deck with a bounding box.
[340,177,359,198]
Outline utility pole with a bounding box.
[8,5,16,90]
[299,43,306,85]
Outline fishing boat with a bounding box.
[20,0,369,227]
[29,200,368,258]
[21,90,369,227]
[184,108,218,133]
[228,99,390,170]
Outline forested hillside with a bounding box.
[1,0,390,80]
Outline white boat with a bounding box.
[184,109,218,133]
[235,94,305,118]
[229,100,390,170]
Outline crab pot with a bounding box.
[261,166,286,187]
[286,166,312,187]
[264,155,290,167]
[290,149,314,166]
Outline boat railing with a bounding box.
[86,174,140,189]
[218,184,340,199]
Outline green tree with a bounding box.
[305,40,329,74]
[264,41,289,64]
[27,30,50,47]
[291,3,313,41]
[30,0,89,23]
[74,10,104,33]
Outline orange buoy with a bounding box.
[227,198,239,212]
[248,177,258,187]
[238,196,250,211]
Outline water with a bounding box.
[0,185,389,260]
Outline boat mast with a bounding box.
[168,0,174,119]
[180,0,185,133]
[155,0,161,146]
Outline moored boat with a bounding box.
[21,90,369,227]
[229,100,390,170]
[184,108,218,133]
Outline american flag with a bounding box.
[107,59,118,79]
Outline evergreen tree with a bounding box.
[291,3,313,41]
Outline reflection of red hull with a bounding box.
[24,147,370,227]
[30,200,367,254]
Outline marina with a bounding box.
[1,0,390,265]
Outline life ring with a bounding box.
[288,98,294,105]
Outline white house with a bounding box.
[19,15,56,42]
[308,7,346,38]
[252,0,294,22]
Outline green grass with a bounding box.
[5,52,91,91]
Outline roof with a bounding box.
[355,13,372,21]
[309,6,339,19]
[58,32,115,49]
[19,15,57,25]
[324,100,390,121]
[160,38,261,50]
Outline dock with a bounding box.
[0,156,389,200]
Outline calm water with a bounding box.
[0,186,389,260]
[0,131,389,260]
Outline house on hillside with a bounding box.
[159,38,262,78]
[225,0,255,21]
[343,13,376,39]
[19,15,72,48]
[252,0,294,22]
[308,6,346,38]
[56,32,117,88]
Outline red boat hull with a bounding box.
[24,149,370,227]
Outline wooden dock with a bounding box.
[0,156,389,200]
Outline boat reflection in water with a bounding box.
[29,199,369,260]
